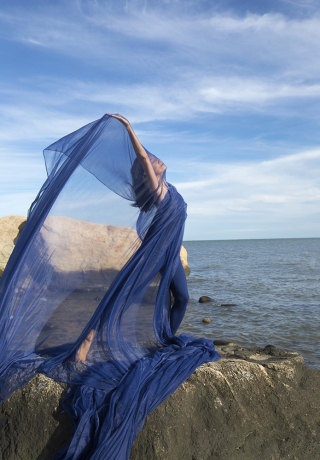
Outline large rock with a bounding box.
[36,215,139,289]
[1,344,319,460]
[180,245,190,276]
[38,216,190,284]
[0,215,26,276]
[0,215,190,285]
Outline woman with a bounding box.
[75,114,189,363]
[0,114,219,459]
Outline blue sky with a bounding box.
[1,0,320,240]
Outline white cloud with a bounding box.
[1,4,320,80]
[1,3,320,139]
[176,148,320,239]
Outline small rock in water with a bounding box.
[199,296,213,303]
[202,317,211,324]
[220,303,237,307]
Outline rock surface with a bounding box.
[0,215,26,276]
[180,245,190,276]
[202,317,211,323]
[1,344,319,460]
[199,295,214,303]
[0,215,190,284]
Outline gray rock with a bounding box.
[1,346,320,460]
[198,296,213,303]
[0,374,72,460]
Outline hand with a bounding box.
[108,113,131,129]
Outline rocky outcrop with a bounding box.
[1,344,319,460]
[0,215,26,276]
[0,215,190,284]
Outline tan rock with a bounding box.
[0,214,190,286]
[0,215,26,276]
[180,245,190,276]
[37,216,190,289]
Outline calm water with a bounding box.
[181,238,320,369]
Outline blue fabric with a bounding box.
[0,115,220,459]
[170,259,189,335]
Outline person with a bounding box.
[111,114,189,337]
[75,113,189,362]
[0,113,219,459]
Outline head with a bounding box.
[130,155,166,212]
[149,155,166,177]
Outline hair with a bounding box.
[130,158,157,213]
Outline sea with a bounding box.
[180,238,320,370]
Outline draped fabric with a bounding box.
[0,115,220,459]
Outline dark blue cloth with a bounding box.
[170,259,189,334]
[0,115,220,459]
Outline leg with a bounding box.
[75,330,95,362]
[169,259,189,335]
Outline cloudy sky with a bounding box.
[1,0,320,240]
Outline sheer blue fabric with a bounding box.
[0,115,220,459]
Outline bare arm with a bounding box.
[110,114,159,192]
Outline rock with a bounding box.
[198,295,213,303]
[0,215,26,276]
[0,215,190,287]
[38,217,189,285]
[1,346,320,459]
[35,215,141,290]
[180,245,190,276]
[220,303,237,307]
[0,374,72,460]
[202,317,211,323]
[132,348,320,460]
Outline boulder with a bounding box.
[36,215,139,289]
[0,215,190,285]
[202,317,211,323]
[180,245,190,276]
[199,295,214,303]
[0,215,26,276]
[1,345,320,460]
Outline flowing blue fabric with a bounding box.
[0,115,220,459]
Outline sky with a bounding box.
[0,0,320,240]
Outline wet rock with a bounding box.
[2,347,320,460]
[198,295,213,303]
[213,339,234,346]
[202,317,211,323]
[220,303,237,307]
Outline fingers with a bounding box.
[109,114,130,127]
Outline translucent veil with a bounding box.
[0,115,219,459]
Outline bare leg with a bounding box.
[75,330,95,362]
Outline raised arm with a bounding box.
[110,114,160,192]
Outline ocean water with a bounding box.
[180,238,320,369]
